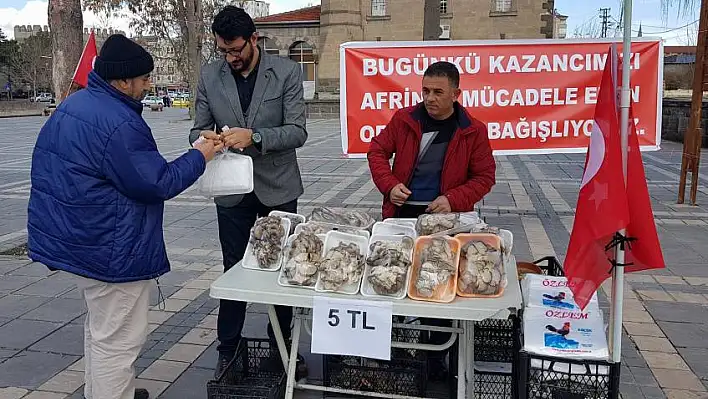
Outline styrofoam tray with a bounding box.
[315,231,368,295]
[407,236,460,303]
[269,211,306,235]
[383,218,417,229]
[372,222,417,238]
[242,217,291,272]
[294,222,370,240]
[277,233,326,290]
[361,234,415,300]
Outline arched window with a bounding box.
[257,37,279,55]
[289,41,315,81]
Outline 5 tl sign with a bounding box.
[311,297,393,360]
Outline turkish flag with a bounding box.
[564,49,630,310]
[623,97,666,273]
[72,31,97,88]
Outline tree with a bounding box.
[49,0,84,101]
[0,29,15,99]
[659,0,698,19]
[84,0,233,118]
[572,19,603,38]
[9,32,53,98]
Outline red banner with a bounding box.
[340,39,663,157]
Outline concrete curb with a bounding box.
[0,112,43,119]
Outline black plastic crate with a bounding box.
[475,364,514,399]
[474,316,520,363]
[517,352,621,399]
[207,338,286,399]
[533,256,564,277]
[323,327,427,396]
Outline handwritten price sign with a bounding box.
[311,296,393,360]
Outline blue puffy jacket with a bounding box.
[27,72,206,283]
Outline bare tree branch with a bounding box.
[660,0,699,20]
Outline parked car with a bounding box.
[172,94,191,108]
[32,93,54,103]
[141,95,164,107]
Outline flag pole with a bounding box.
[609,0,633,364]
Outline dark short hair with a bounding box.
[424,61,460,88]
[212,6,256,42]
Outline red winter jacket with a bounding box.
[367,103,496,219]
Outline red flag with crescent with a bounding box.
[72,31,98,88]
[564,48,631,310]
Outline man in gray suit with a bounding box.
[189,6,307,377]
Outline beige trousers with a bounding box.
[78,277,152,399]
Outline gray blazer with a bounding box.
[189,51,307,208]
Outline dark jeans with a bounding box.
[398,204,453,359]
[216,193,297,355]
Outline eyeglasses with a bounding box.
[216,40,250,58]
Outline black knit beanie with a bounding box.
[94,34,154,81]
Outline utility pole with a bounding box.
[678,0,708,205]
[600,8,611,38]
[423,0,441,41]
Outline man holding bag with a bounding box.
[27,35,222,399]
[188,6,308,377]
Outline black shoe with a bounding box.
[214,352,234,380]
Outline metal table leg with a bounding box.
[285,314,303,399]
[464,320,475,398]
[456,320,467,398]
[266,305,290,370]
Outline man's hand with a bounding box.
[390,183,412,207]
[200,130,220,141]
[194,138,224,162]
[221,127,253,150]
[427,196,451,214]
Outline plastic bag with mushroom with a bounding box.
[366,238,414,296]
[310,207,374,229]
[414,237,457,298]
[458,241,506,296]
[416,214,460,236]
[298,221,369,238]
[249,216,286,268]
[319,242,364,291]
[282,232,323,286]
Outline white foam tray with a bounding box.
[242,217,291,272]
[294,222,370,240]
[361,234,415,300]
[383,218,418,230]
[372,221,417,238]
[269,211,306,235]
[277,233,326,290]
[315,231,368,295]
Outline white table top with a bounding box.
[210,255,523,321]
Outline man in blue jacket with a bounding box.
[27,35,222,399]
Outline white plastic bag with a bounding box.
[522,307,609,360]
[521,274,600,311]
[195,151,254,197]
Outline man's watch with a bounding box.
[252,131,262,148]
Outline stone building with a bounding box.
[238,0,270,18]
[13,25,126,50]
[132,36,187,94]
[254,0,563,97]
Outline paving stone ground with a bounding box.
[1,108,708,399]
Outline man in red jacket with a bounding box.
[368,61,495,219]
[367,61,496,378]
